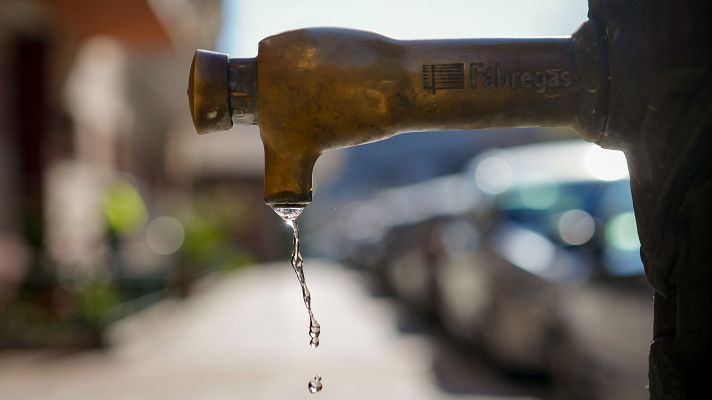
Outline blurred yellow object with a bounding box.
[101,180,148,236]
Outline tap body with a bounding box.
[188,21,607,206]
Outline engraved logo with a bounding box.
[422,63,465,94]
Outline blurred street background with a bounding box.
[0,1,651,399]
[0,262,547,400]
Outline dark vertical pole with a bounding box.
[11,35,56,320]
[13,36,49,251]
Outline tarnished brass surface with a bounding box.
[229,58,258,125]
[189,50,232,133]
[188,22,607,206]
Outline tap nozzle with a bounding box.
[188,50,258,134]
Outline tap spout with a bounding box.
[188,20,608,206]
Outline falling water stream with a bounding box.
[272,206,323,393]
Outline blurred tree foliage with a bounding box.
[181,189,256,273]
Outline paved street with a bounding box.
[0,261,543,400]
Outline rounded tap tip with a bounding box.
[188,49,232,134]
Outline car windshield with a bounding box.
[495,179,643,277]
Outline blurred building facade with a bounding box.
[0,0,281,348]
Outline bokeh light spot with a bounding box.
[558,209,595,245]
[475,155,512,195]
[583,146,628,181]
[146,216,186,255]
[606,211,640,251]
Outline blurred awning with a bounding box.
[45,0,173,50]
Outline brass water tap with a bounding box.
[188,20,607,207]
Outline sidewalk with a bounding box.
[0,261,539,400]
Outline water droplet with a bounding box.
[308,375,323,393]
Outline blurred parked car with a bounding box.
[340,174,480,308]
[351,140,652,400]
